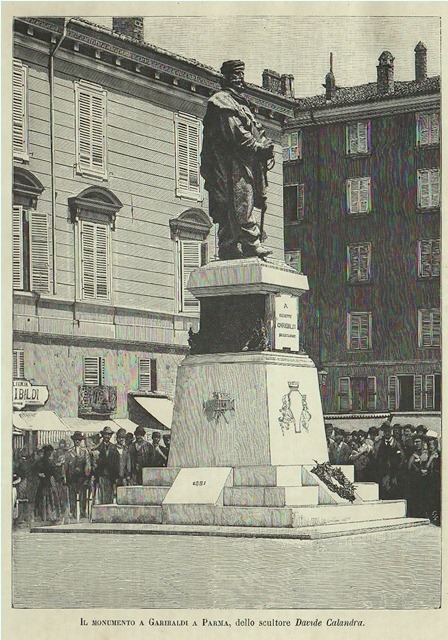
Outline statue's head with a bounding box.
[221,59,245,92]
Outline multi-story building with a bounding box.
[282,44,441,430]
[11,16,294,447]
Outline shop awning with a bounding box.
[134,396,173,430]
[113,418,139,432]
[12,410,72,432]
[61,417,118,434]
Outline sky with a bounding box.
[88,15,441,97]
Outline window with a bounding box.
[77,220,111,301]
[417,169,440,209]
[75,81,107,178]
[347,312,372,350]
[13,349,25,379]
[83,356,105,386]
[13,59,29,161]
[416,112,439,146]
[138,358,157,392]
[388,374,441,411]
[285,250,302,272]
[338,376,376,411]
[418,239,440,278]
[346,177,371,215]
[174,113,202,199]
[284,184,305,223]
[346,121,371,155]
[347,243,371,283]
[13,205,50,293]
[282,131,302,161]
[418,309,441,348]
[176,240,207,312]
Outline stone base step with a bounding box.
[142,468,180,486]
[117,486,170,506]
[92,499,406,527]
[354,482,379,501]
[223,486,319,507]
[31,517,430,539]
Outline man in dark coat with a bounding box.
[65,431,91,518]
[93,425,120,504]
[129,426,153,485]
[376,423,405,499]
[115,428,132,487]
[151,431,168,467]
[201,59,275,260]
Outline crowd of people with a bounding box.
[12,426,171,526]
[326,419,441,525]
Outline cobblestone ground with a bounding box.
[12,524,441,609]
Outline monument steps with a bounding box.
[117,486,171,506]
[223,486,320,507]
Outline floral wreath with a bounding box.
[310,461,356,502]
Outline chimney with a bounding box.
[281,74,295,98]
[262,69,282,94]
[415,42,427,82]
[377,51,395,94]
[323,52,336,101]
[112,17,145,42]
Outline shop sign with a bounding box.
[13,379,49,409]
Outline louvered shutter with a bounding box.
[150,359,157,392]
[413,375,423,410]
[347,179,357,214]
[418,170,430,208]
[29,210,50,293]
[418,240,433,278]
[13,60,28,160]
[139,358,151,391]
[347,124,358,155]
[12,205,24,290]
[366,376,377,410]
[289,132,299,161]
[417,113,430,146]
[429,170,440,207]
[84,356,101,386]
[282,133,290,162]
[431,311,441,347]
[180,240,201,311]
[429,113,440,144]
[388,376,399,410]
[95,224,109,300]
[420,310,435,348]
[80,221,110,301]
[76,82,107,177]
[359,178,371,213]
[432,240,441,277]
[348,245,360,282]
[425,374,435,410]
[359,243,371,281]
[297,184,305,219]
[338,377,352,411]
[359,313,371,350]
[357,122,368,154]
[13,350,25,379]
[175,114,201,198]
[81,221,96,300]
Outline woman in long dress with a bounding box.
[34,445,61,524]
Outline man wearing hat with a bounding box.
[65,431,91,519]
[376,423,405,500]
[93,426,120,504]
[129,426,154,484]
[201,59,275,260]
[116,428,132,487]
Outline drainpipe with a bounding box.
[49,19,68,295]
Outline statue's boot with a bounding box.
[242,244,273,259]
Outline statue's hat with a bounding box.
[220,59,245,75]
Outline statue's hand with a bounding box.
[257,139,275,160]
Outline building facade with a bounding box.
[12,16,293,443]
[283,44,441,429]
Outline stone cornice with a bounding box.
[287,93,440,129]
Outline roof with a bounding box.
[296,76,440,112]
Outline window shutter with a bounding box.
[175,114,201,198]
[13,60,28,160]
[432,240,441,277]
[359,178,371,213]
[95,224,109,300]
[359,243,371,281]
[413,375,423,411]
[12,205,24,290]
[388,376,398,410]
[297,184,305,219]
[418,240,433,278]
[13,349,25,379]
[84,356,101,386]
[417,113,430,146]
[81,221,96,300]
[180,240,201,310]
[75,82,107,177]
[150,359,157,392]
[348,245,360,282]
[29,210,50,293]
[358,122,369,154]
[282,133,290,162]
[425,374,435,410]
[366,376,377,411]
[429,113,439,144]
[418,170,430,208]
[347,124,358,155]
[139,358,151,391]
[289,132,299,161]
[80,221,110,301]
[429,169,440,207]
[338,377,352,411]
[431,311,441,347]
[347,179,356,213]
[359,313,371,350]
